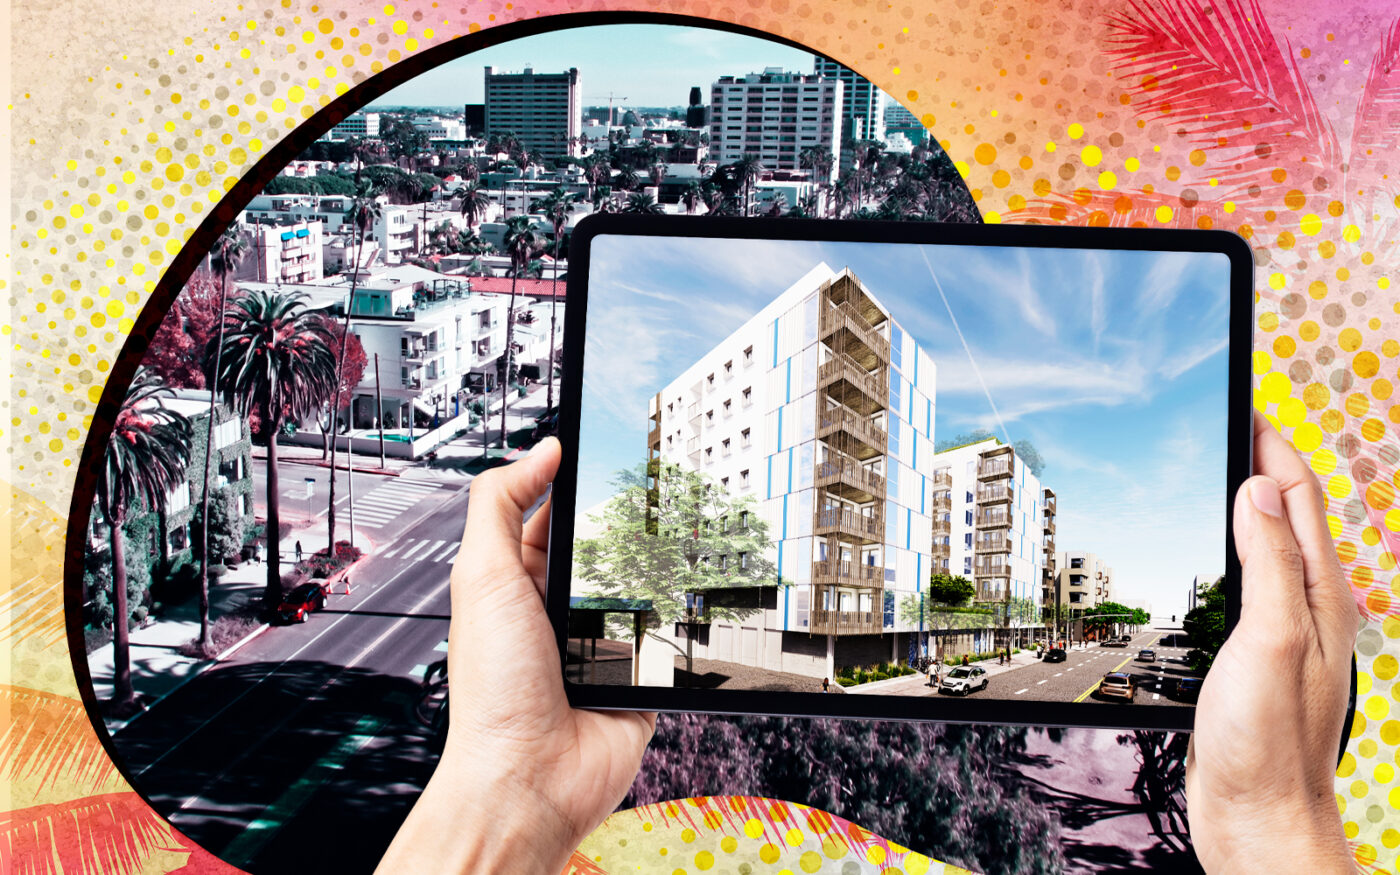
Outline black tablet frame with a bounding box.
[546,214,1253,732]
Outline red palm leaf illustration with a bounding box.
[0,484,70,647]
[1105,0,1339,195]
[1004,186,1236,229]
[0,686,119,800]
[0,792,187,875]
[1348,16,1400,238]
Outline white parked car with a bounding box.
[939,665,988,696]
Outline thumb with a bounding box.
[457,437,561,577]
[1232,475,1308,635]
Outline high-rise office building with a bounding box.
[812,56,886,148]
[646,262,936,680]
[483,66,582,158]
[708,69,842,179]
[686,85,708,128]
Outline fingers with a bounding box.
[1233,475,1308,638]
[456,438,562,585]
[1250,413,1358,654]
[521,496,553,598]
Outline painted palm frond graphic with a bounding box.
[0,483,70,648]
[0,792,188,875]
[1105,0,1339,193]
[0,686,120,800]
[1350,18,1400,187]
[1005,186,1231,228]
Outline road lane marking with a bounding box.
[1153,693,1160,701]
[1066,667,1074,671]
[1054,672,1063,677]
[1014,688,1027,695]
[434,639,449,652]
[432,543,458,562]
[400,539,439,560]
[1037,680,1046,685]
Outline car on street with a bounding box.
[278,582,329,623]
[939,666,988,695]
[1098,672,1137,701]
[1137,648,1157,662]
[1175,676,1204,701]
[1043,648,1068,664]
[1101,639,1126,647]
[1121,634,1132,642]
[533,406,559,440]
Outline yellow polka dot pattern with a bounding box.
[579,797,952,874]
[6,0,1400,872]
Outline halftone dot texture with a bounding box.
[5,0,1399,871]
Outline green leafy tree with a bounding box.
[192,487,244,565]
[97,368,192,711]
[1183,576,1226,673]
[899,573,987,659]
[208,289,337,607]
[574,461,786,675]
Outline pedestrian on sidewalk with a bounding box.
[295,540,303,563]
[821,677,830,694]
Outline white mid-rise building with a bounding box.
[329,111,380,140]
[708,69,843,179]
[645,262,937,679]
[250,220,323,285]
[484,66,582,158]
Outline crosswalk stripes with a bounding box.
[380,537,459,565]
[336,480,446,529]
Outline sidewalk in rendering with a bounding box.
[89,514,376,734]
[843,646,1056,695]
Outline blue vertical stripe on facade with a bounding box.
[777,407,783,454]
[926,398,932,438]
[917,553,923,592]
[782,493,789,539]
[906,508,912,549]
[767,455,773,499]
[921,474,926,514]
[786,357,791,403]
[772,319,779,367]
[788,447,794,492]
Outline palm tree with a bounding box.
[196,225,246,648]
[99,367,192,711]
[623,192,663,214]
[799,146,835,216]
[648,162,668,190]
[680,180,703,214]
[735,153,763,217]
[454,182,490,232]
[762,192,788,217]
[324,181,381,553]
[615,167,641,192]
[534,188,576,411]
[208,289,337,607]
[498,215,544,447]
[591,184,614,214]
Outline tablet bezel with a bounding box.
[546,214,1252,732]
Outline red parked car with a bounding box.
[278,582,329,623]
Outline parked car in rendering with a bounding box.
[1099,672,1137,701]
[1175,676,1204,701]
[1101,639,1126,647]
[1043,648,1068,664]
[1121,634,1132,642]
[1137,648,1156,662]
[939,666,989,696]
[278,582,329,624]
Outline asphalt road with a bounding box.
[936,629,1197,706]
[110,476,473,875]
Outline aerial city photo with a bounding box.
[74,20,1227,875]
[568,234,1231,706]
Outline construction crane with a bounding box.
[585,92,629,127]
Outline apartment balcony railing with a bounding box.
[1043,498,1057,515]
[931,541,950,557]
[977,459,1012,480]
[813,507,883,542]
[686,436,700,454]
[647,423,661,448]
[931,518,951,536]
[809,608,882,636]
[817,353,887,403]
[687,402,701,421]
[976,560,1012,577]
[977,510,1011,529]
[816,405,886,454]
[976,579,1009,602]
[931,472,953,490]
[812,560,885,588]
[1043,517,1056,535]
[814,452,885,498]
[818,300,891,360]
[976,483,1014,505]
[931,492,952,512]
[975,536,1009,554]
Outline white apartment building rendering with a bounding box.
[645,262,937,680]
[709,69,843,179]
[811,56,886,146]
[1050,551,1114,611]
[484,66,582,159]
[931,438,1055,632]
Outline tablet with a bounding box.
[547,215,1253,732]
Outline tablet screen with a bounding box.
[554,218,1248,727]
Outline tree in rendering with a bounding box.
[1183,576,1226,673]
[900,572,985,661]
[574,461,785,676]
[534,188,576,412]
[98,367,192,712]
[195,225,247,647]
[498,215,544,447]
[208,289,337,608]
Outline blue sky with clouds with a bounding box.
[576,235,1233,620]
[370,24,817,108]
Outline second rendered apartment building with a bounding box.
[647,263,937,679]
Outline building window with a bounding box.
[705,447,713,462]
[740,469,750,488]
[707,373,715,387]
[721,476,730,490]
[739,552,748,569]
[739,510,749,528]
[742,387,752,406]
[722,439,731,456]
[965,533,973,548]
[724,360,733,376]
[966,510,973,525]
[723,399,732,416]
[706,410,714,423]
[740,428,751,447]
[1071,557,1084,568]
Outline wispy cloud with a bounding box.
[1137,251,1197,315]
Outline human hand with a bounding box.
[1186,412,1359,873]
[377,438,656,874]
